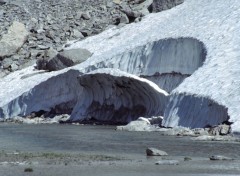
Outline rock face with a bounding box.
[0,21,28,59]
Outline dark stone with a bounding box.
[151,0,184,13]
[210,155,234,161]
[46,48,92,71]
[0,0,6,5]
[146,147,168,156]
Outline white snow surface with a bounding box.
[1,0,240,132]
[67,0,240,133]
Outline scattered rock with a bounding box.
[146,147,168,156]
[209,155,234,161]
[0,21,28,59]
[0,0,6,5]
[0,0,156,75]
[155,160,179,165]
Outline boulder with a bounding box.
[146,147,168,156]
[0,0,6,5]
[46,48,92,71]
[0,21,28,59]
[209,155,234,161]
[151,0,184,13]
[132,0,153,16]
[148,116,163,125]
[155,160,179,165]
[208,124,231,136]
[36,48,58,70]
[81,12,91,20]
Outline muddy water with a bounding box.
[0,123,239,176]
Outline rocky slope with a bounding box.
[0,0,154,76]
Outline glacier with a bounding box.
[0,67,168,124]
[1,0,240,133]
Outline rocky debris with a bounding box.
[209,155,234,161]
[0,0,6,5]
[0,114,70,124]
[155,160,179,165]
[37,48,92,71]
[191,135,240,142]
[0,0,185,77]
[146,147,168,156]
[0,21,28,59]
[116,117,233,137]
[162,127,196,136]
[151,0,184,13]
[0,0,156,76]
[208,124,231,136]
[118,119,234,138]
[162,124,232,137]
